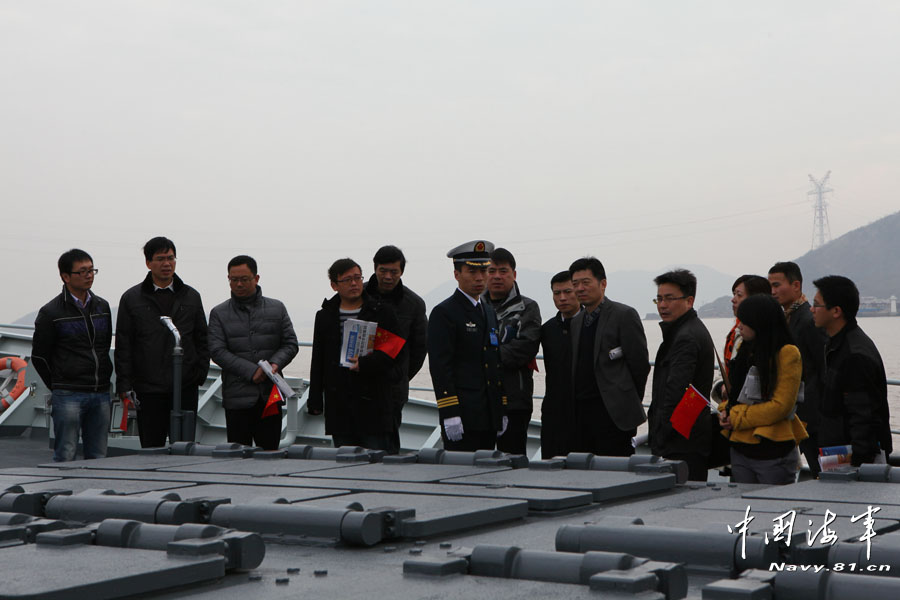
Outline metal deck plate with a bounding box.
[287,476,594,512]
[297,492,529,538]
[628,506,898,542]
[744,480,900,506]
[0,545,225,599]
[0,475,64,489]
[13,478,202,495]
[440,469,677,501]
[156,459,363,477]
[37,454,225,471]
[291,462,512,483]
[687,496,900,521]
[164,483,353,504]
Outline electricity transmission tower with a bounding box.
[808,171,833,250]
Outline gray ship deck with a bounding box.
[2,431,900,599]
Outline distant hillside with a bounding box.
[696,210,900,317]
[795,210,900,298]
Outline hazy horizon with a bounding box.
[3,2,898,325]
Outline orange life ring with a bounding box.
[0,356,28,413]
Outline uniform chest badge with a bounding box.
[465,321,477,331]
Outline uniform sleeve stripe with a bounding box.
[436,396,459,408]
[502,396,508,405]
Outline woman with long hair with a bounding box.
[718,294,808,484]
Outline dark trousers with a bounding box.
[573,395,634,457]
[332,432,392,452]
[387,402,404,455]
[497,409,532,455]
[136,387,198,448]
[799,436,822,478]
[225,394,282,451]
[666,452,709,482]
[443,430,496,452]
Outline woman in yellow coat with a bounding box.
[718,294,808,484]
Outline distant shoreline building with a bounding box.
[858,295,898,317]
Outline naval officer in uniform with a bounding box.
[428,241,507,451]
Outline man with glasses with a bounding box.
[812,275,891,466]
[115,236,209,447]
[32,249,113,461]
[567,257,649,457]
[649,269,715,481]
[208,255,298,450]
[363,245,427,454]
[308,258,405,452]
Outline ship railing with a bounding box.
[2,327,899,459]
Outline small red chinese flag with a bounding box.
[669,384,709,439]
[262,384,283,419]
[528,358,539,373]
[374,327,406,359]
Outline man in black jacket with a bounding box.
[539,271,581,458]
[364,245,427,454]
[115,237,210,448]
[650,269,715,481]
[32,249,113,462]
[568,257,650,457]
[428,241,506,451]
[485,248,541,455]
[308,258,404,452]
[812,275,892,466]
[209,255,299,450]
[769,261,827,476]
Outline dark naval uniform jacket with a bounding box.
[428,289,506,434]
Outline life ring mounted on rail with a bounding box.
[0,356,28,413]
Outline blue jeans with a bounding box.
[51,390,111,462]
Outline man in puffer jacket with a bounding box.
[483,248,541,455]
[209,255,299,450]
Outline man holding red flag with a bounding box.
[209,255,299,450]
[308,258,406,452]
[649,269,715,481]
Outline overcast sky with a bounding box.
[2,1,898,326]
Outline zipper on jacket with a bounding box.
[81,307,100,390]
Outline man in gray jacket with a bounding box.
[208,255,299,450]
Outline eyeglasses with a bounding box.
[812,302,828,309]
[653,295,688,304]
[228,276,254,284]
[70,268,99,276]
[336,275,363,284]
[151,255,176,263]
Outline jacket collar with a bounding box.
[321,290,372,312]
[659,308,697,340]
[826,320,858,351]
[140,272,185,295]
[482,282,525,320]
[231,286,262,307]
[59,284,92,308]
[364,274,405,302]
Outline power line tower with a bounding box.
[808,171,833,250]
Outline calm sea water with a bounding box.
[290,316,900,431]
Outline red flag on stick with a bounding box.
[262,384,283,419]
[373,327,406,359]
[669,384,709,439]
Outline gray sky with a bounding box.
[2,1,898,326]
